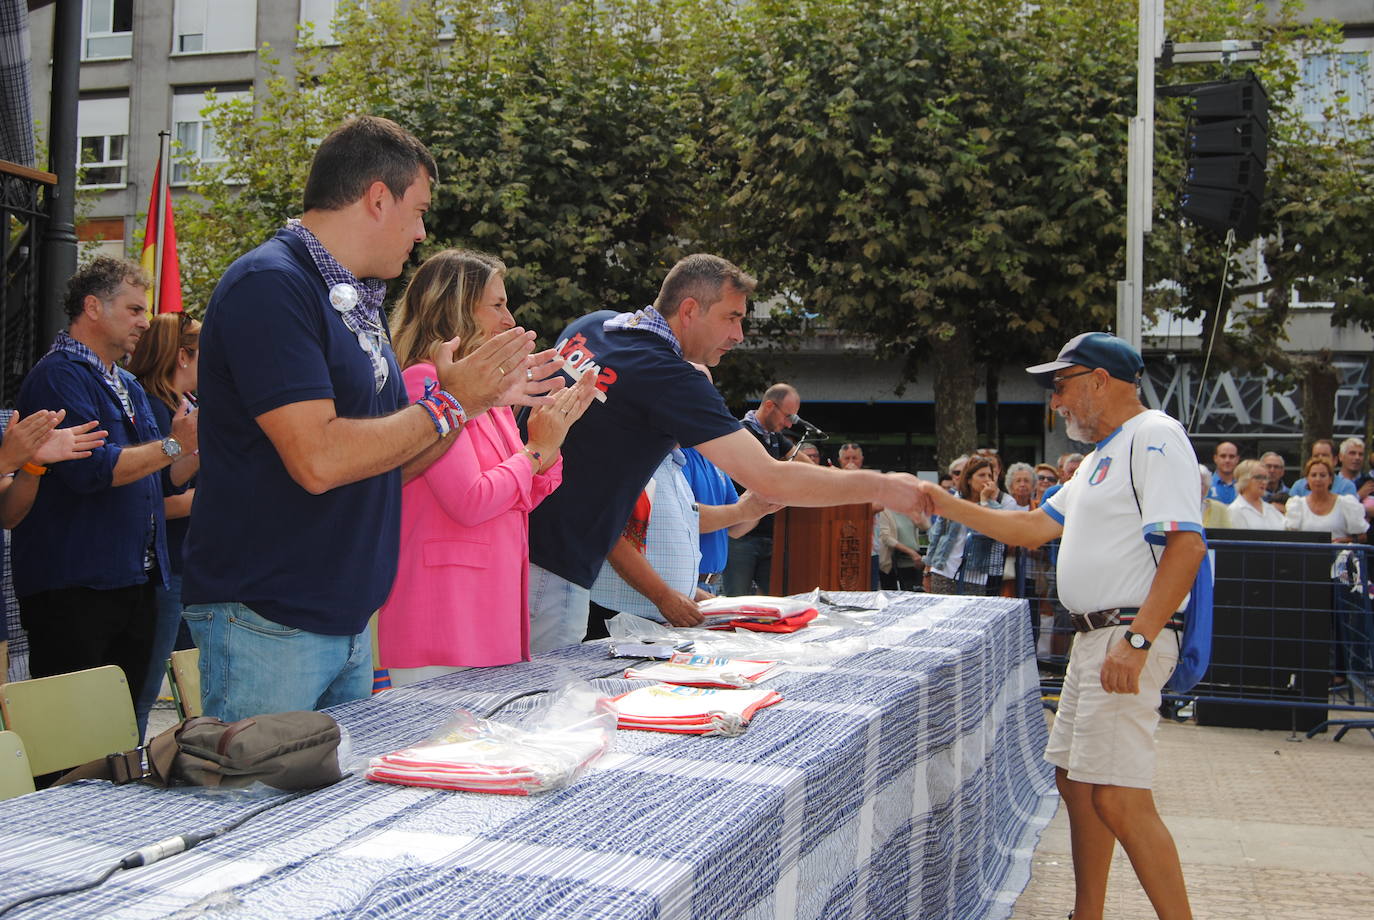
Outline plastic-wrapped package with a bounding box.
[365,683,615,795]
[608,684,784,737]
[623,653,781,688]
[604,612,871,666]
[697,594,817,624]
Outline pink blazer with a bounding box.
[378,363,562,668]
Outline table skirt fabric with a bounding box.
[0,592,1055,920]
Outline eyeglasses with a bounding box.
[1050,369,1096,395]
[1036,474,1058,483]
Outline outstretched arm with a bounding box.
[914,480,1063,548]
[698,429,928,516]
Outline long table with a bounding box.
[0,592,1055,919]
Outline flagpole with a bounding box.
[153,129,170,311]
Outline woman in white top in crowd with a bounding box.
[1285,456,1369,543]
[1000,462,1034,511]
[1227,458,1285,530]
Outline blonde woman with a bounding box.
[1226,458,1284,530]
[380,250,595,683]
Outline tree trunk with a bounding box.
[984,362,1000,449]
[931,324,978,471]
[1300,353,1338,461]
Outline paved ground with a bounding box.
[1010,708,1374,919]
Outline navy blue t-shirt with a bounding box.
[182,230,405,635]
[527,311,742,588]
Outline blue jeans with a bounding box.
[183,602,371,723]
[135,573,184,740]
[724,533,772,596]
[527,564,591,654]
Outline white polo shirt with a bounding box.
[1042,410,1203,614]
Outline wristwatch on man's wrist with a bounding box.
[1124,629,1151,650]
[161,436,183,459]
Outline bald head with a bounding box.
[755,382,800,433]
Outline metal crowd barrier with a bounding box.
[1022,536,1374,741]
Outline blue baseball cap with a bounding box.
[1026,332,1144,387]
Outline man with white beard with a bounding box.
[916,332,1204,920]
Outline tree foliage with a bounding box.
[174,0,1370,457]
[712,0,1140,464]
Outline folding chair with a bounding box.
[167,648,202,719]
[0,731,35,799]
[0,666,139,777]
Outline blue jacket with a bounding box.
[12,349,169,596]
[925,510,1006,588]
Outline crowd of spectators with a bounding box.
[1204,438,1371,543]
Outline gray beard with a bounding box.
[1063,413,1095,444]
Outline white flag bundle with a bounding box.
[623,652,781,688]
[366,684,614,794]
[608,684,784,736]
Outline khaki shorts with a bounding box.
[1045,624,1179,789]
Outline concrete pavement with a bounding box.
[1011,712,1374,919]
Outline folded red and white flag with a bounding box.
[608,684,784,736]
[624,653,781,688]
[366,724,610,795]
[696,595,819,631]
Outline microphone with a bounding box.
[787,415,826,439]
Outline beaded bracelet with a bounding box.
[416,379,466,438]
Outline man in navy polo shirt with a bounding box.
[14,256,194,703]
[527,253,928,651]
[183,116,562,722]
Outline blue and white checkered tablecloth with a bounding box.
[0,593,1055,919]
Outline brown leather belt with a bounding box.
[1068,608,1138,633]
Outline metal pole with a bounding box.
[39,0,82,348]
[1117,0,1162,350]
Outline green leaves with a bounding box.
[171,0,1369,451]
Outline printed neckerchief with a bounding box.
[45,331,136,421]
[603,305,683,358]
[284,219,391,393]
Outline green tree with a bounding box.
[177,0,731,342]
[711,0,1143,467]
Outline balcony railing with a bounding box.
[1,160,54,407]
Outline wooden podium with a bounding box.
[769,504,874,594]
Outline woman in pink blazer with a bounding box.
[380,250,595,685]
